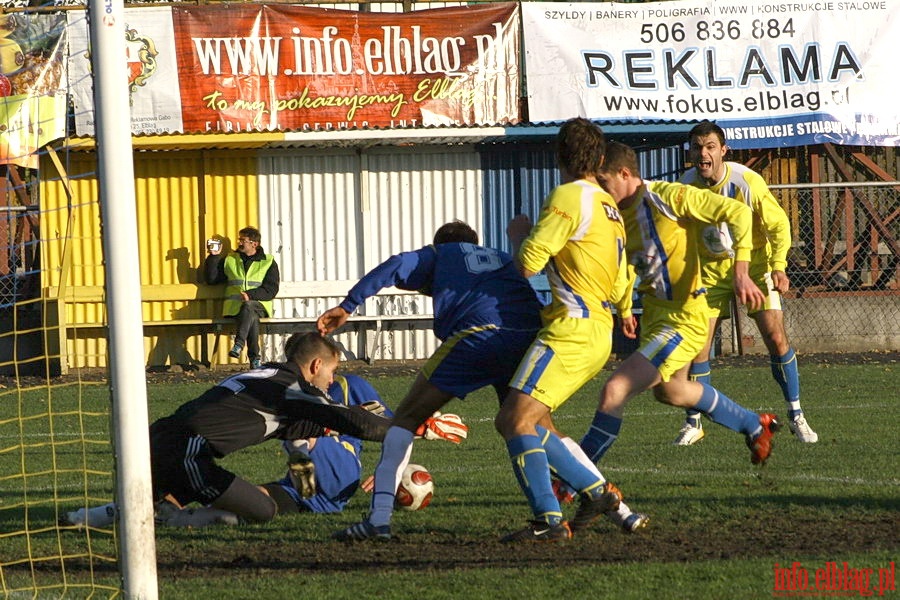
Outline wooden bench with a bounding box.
[138,280,435,366]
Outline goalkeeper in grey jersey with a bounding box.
[63,333,465,528]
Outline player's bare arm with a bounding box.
[316,306,351,335]
[770,270,791,294]
[507,214,537,278]
[733,261,765,310]
[506,214,532,254]
[619,315,638,339]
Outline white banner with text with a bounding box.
[522,0,899,149]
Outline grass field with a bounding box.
[2,358,898,599]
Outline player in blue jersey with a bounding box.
[323,220,619,541]
[261,373,394,515]
[321,221,534,540]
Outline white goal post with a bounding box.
[89,0,159,597]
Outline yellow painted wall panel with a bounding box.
[39,149,260,369]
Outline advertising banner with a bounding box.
[0,13,67,168]
[522,0,900,148]
[173,3,519,133]
[68,7,185,136]
[69,3,520,136]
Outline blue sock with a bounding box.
[685,361,711,425]
[506,435,562,526]
[693,383,760,436]
[771,349,802,419]
[580,411,622,463]
[536,426,605,498]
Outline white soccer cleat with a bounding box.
[789,414,818,443]
[673,423,705,446]
[61,509,88,528]
[606,500,649,534]
[161,506,239,528]
[621,512,650,533]
[61,504,117,528]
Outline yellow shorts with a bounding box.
[637,297,709,382]
[508,317,613,411]
[703,261,784,319]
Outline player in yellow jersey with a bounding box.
[496,118,636,542]
[575,142,779,528]
[674,121,818,446]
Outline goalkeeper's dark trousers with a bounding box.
[233,301,268,359]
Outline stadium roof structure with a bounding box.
[60,120,696,153]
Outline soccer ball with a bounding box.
[394,463,434,511]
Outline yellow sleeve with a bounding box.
[610,246,634,320]
[746,171,791,272]
[517,187,579,274]
[674,184,754,263]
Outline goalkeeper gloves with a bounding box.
[415,412,468,444]
[320,401,388,437]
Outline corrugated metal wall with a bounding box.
[634,144,684,182]
[40,152,107,367]
[258,149,364,361]
[260,149,361,287]
[39,139,684,369]
[363,146,480,361]
[257,145,481,362]
[479,142,556,253]
[479,142,684,253]
[40,149,260,368]
[142,151,259,368]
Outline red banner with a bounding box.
[173,3,520,133]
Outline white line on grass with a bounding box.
[433,459,900,487]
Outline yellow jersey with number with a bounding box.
[623,180,753,308]
[518,179,629,327]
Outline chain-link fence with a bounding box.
[1,204,40,311]
[718,182,900,355]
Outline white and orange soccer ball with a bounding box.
[394,463,434,511]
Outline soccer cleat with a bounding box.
[621,512,650,533]
[60,510,85,528]
[250,358,262,370]
[789,414,818,443]
[287,451,317,499]
[61,504,117,528]
[153,499,181,525]
[570,482,623,533]
[501,520,572,543]
[673,422,705,446]
[161,506,240,528]
[747,413,780,465]
[552,478,575,505]
[332,519,391,542]
[228,342,243,359]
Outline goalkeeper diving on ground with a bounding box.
[61,333,467,528]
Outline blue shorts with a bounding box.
[423,325,538,401]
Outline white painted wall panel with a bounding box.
[256,145,482,361]
[361,145,482,360]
